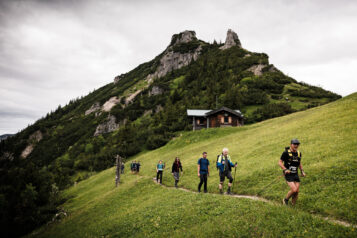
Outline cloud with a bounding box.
[0,0,356,134]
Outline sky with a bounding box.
[0,0,356,135]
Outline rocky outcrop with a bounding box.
[21,130,43,158]
[171,30,197,45]
[85,102,101,116]
[149,86,163,96]
[143,109,152,117]
[94,115,119,136]
[247,64,267,76]
[29,130,42,142]
[102,97,121,112]
[155,105,163,113]
[114,74,124,84]
[220,29,242,50]
[125,89,142,105]
[0,152,14,161]
[147,30,202,81]
[21,145,34,158]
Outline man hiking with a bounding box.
[217,148,237,194]
[136,161,141,173]
[156,160,165,184]
[279,139,306,205]
[198,152,210,193]
[171,157,183,188]
[121,162,125,174]
[130,161,134,173]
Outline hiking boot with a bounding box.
[219,189,223,194]
[204,190,208,193]
[283,198,289,205]
[227,188,231,195]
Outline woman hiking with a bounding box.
[156,160,165,184]
[171,157,183,188]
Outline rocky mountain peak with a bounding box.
[147,30,201,81]
[170,30,197,46]
[220,29,242,50]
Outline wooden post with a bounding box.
[115,155,122,187]
[193,116,195,131]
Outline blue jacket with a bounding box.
[217,154,234,172]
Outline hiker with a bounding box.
[133,160,137,173]
[136,161,141,173]
[156,160,165,184]
[171,157,183,188]
[217,148,237,194]
[279,139,306,205]
[121,162,125,174]
[198,152,210,193]
[130,161,134,173]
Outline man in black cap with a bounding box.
[278,139,306,205]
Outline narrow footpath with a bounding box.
[152,178,356,229]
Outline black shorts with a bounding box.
[284,173,300,182]
[219,171,233,183]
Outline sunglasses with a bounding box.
[293,143,300,146]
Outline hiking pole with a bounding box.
[232,162,238,194]
[256,174,283,195]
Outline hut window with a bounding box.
[224,116,229,123]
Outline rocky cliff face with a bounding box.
[220,29,242,50]
[85,102,101,116]
[94,115,119,136]
[21,130,43,158]
[147,30,202,81]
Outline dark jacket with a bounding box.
[171,161,183,173]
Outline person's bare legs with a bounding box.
[286,182,298,200]
[291,182,300,205]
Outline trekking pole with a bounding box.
[256,174,283,195]
[232,162,237,194]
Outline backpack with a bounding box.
[216,154,222,170]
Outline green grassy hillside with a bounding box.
[29,93,357,237]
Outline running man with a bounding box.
[198,152,210,193]
[217,148,237,194]
[279,139,306,205]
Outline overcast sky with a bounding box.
[0,0,356,135]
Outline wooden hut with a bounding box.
[187,107,244,131]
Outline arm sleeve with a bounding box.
[171,163,174,173]
[180,162,183,171]
[197,159,201,165]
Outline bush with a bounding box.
[252,103,295,122]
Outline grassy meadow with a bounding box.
[29,93,357,237]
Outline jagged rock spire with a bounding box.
[220,29,242,50]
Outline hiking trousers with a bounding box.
[198,174,208,192]
[157,171,163,184]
